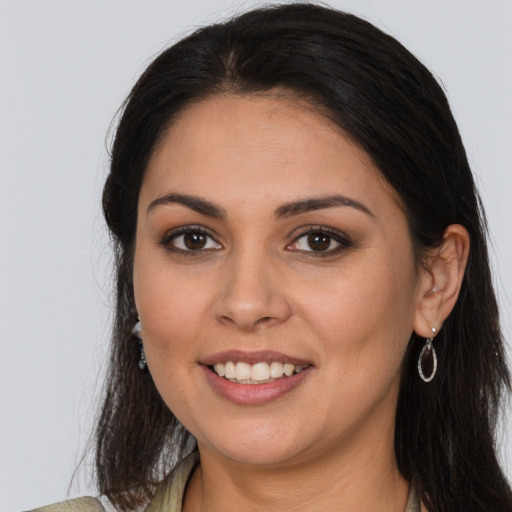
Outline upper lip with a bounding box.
[201,350,313,367]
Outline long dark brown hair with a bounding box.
[97,4,512,511]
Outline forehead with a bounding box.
[141,93,396,215]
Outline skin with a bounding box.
[133,94,469,512]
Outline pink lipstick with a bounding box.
[200,350,314,405]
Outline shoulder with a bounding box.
[145,451,199,512]
[26,496,106,512]
[26,452,199,512]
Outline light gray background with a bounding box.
[1,1,511,510]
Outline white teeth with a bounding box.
[251,362,270,381]
[235,362,252,381]
[211,360,308,382]
[283,363,294,377]
[224,361,236,379]
[269,361,284,378]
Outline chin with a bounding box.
[196,420,313,467]
[212,442,304,467]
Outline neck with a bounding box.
[183,427,409,512]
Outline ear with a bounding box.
[413,224,470,338]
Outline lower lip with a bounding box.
[201,365,313,405]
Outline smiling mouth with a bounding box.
[209,361,310,384]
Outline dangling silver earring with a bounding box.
[132,318,147,370]
[418,327,437,383]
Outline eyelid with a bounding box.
[286,225,353,255]
[159,224,352,256]
[160,225,222,253]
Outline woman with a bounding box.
[30,3,512,511]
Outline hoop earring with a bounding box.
[132,319,147,370]
[418,327,437,383]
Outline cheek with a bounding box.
[298,248,418,372]
[133,246,207,365]
[133,257,208,422]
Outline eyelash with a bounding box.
[160,226,221,255]
[287,226,353,257]
[160,225,352,257]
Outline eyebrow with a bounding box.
[274,195,375,219]
[147,192,374,219]
[147,193,226,218]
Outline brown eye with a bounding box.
[287,228,351,256]
[184,232,207,250]
[307,233,331,251]
[164,228,222,253]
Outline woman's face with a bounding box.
[134,94,428,468]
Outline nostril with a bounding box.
[254,316,279,328]
[220,315,274,327]
[214,284,293,331]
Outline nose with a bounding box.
[214,249,293,332]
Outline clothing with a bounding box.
[27,453,420,511]
[28,497,104,512]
